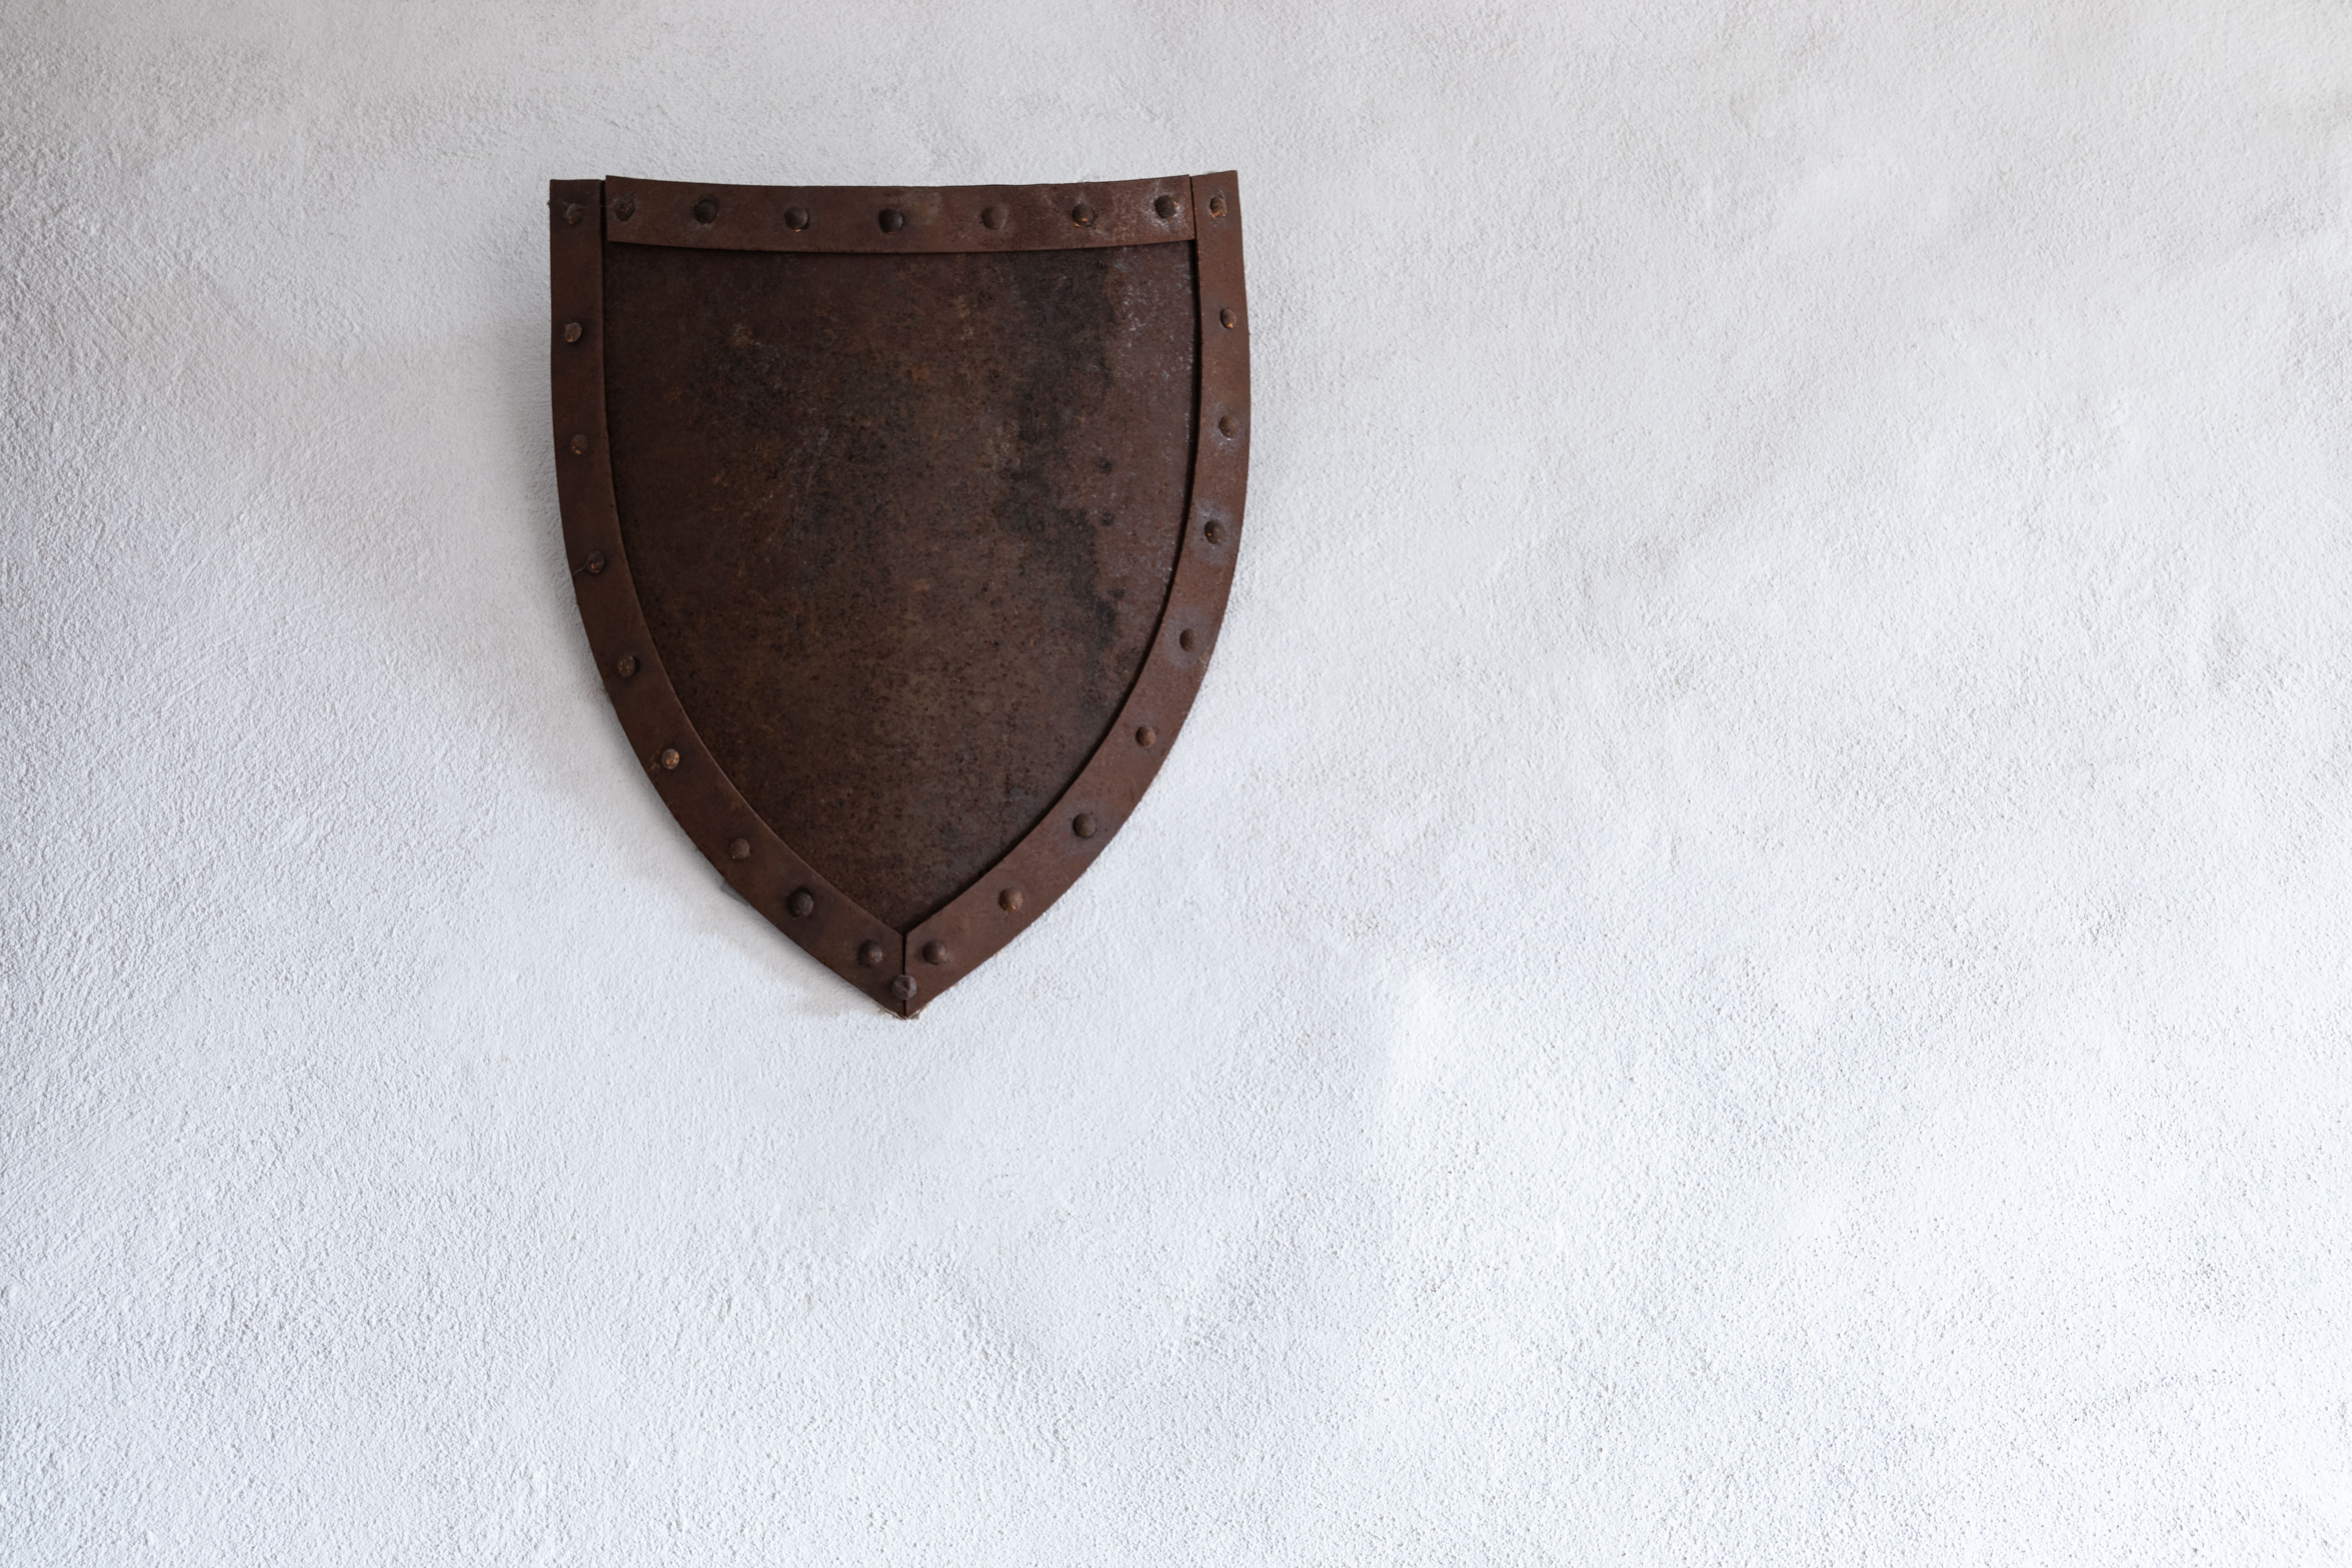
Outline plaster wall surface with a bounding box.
[5,0,2352,1562]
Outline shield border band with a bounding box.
[548,172,1250,1017]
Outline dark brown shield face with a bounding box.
[548,175,1250,1016]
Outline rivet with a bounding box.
[998,887,1024,912]
[615,653,638,678]
[1154,194,1178,220]
[890,974,918,1000]
[1217,415,1238,438]
[1134,725,1156,748]
[584,550,606,575]
[1203,519,1224,544]
[921,940,947,965]
[784,205,811,230]
[1179,628,1197,652]
[728,837,751,861]
[1219,307,1237,329]
[1071,203,1095,227]
[981,205,1008,230]
[878,208,906,233]
[658,748,681,770]
[563,203,584,226]
[613,195,636,221]
[1207,194,1227,218]
[693,197,719,224]
[858,940,884,967]
[1073,812,1098,839]
[570,433,589,454]
[787,888,815,917]
[563,320,583,343]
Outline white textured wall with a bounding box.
[7,0,2352,1561]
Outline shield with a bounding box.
[547,174,1250,1016]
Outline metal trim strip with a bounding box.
[603,175,1196,255]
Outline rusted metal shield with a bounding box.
[547,174,1250,1016]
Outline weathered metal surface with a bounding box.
[900,176,1250,1014]
[602,240,1197,931]
[548,173,1250,1016]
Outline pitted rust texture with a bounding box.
[900,171,1249,1014]
[601,241,1198,931]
